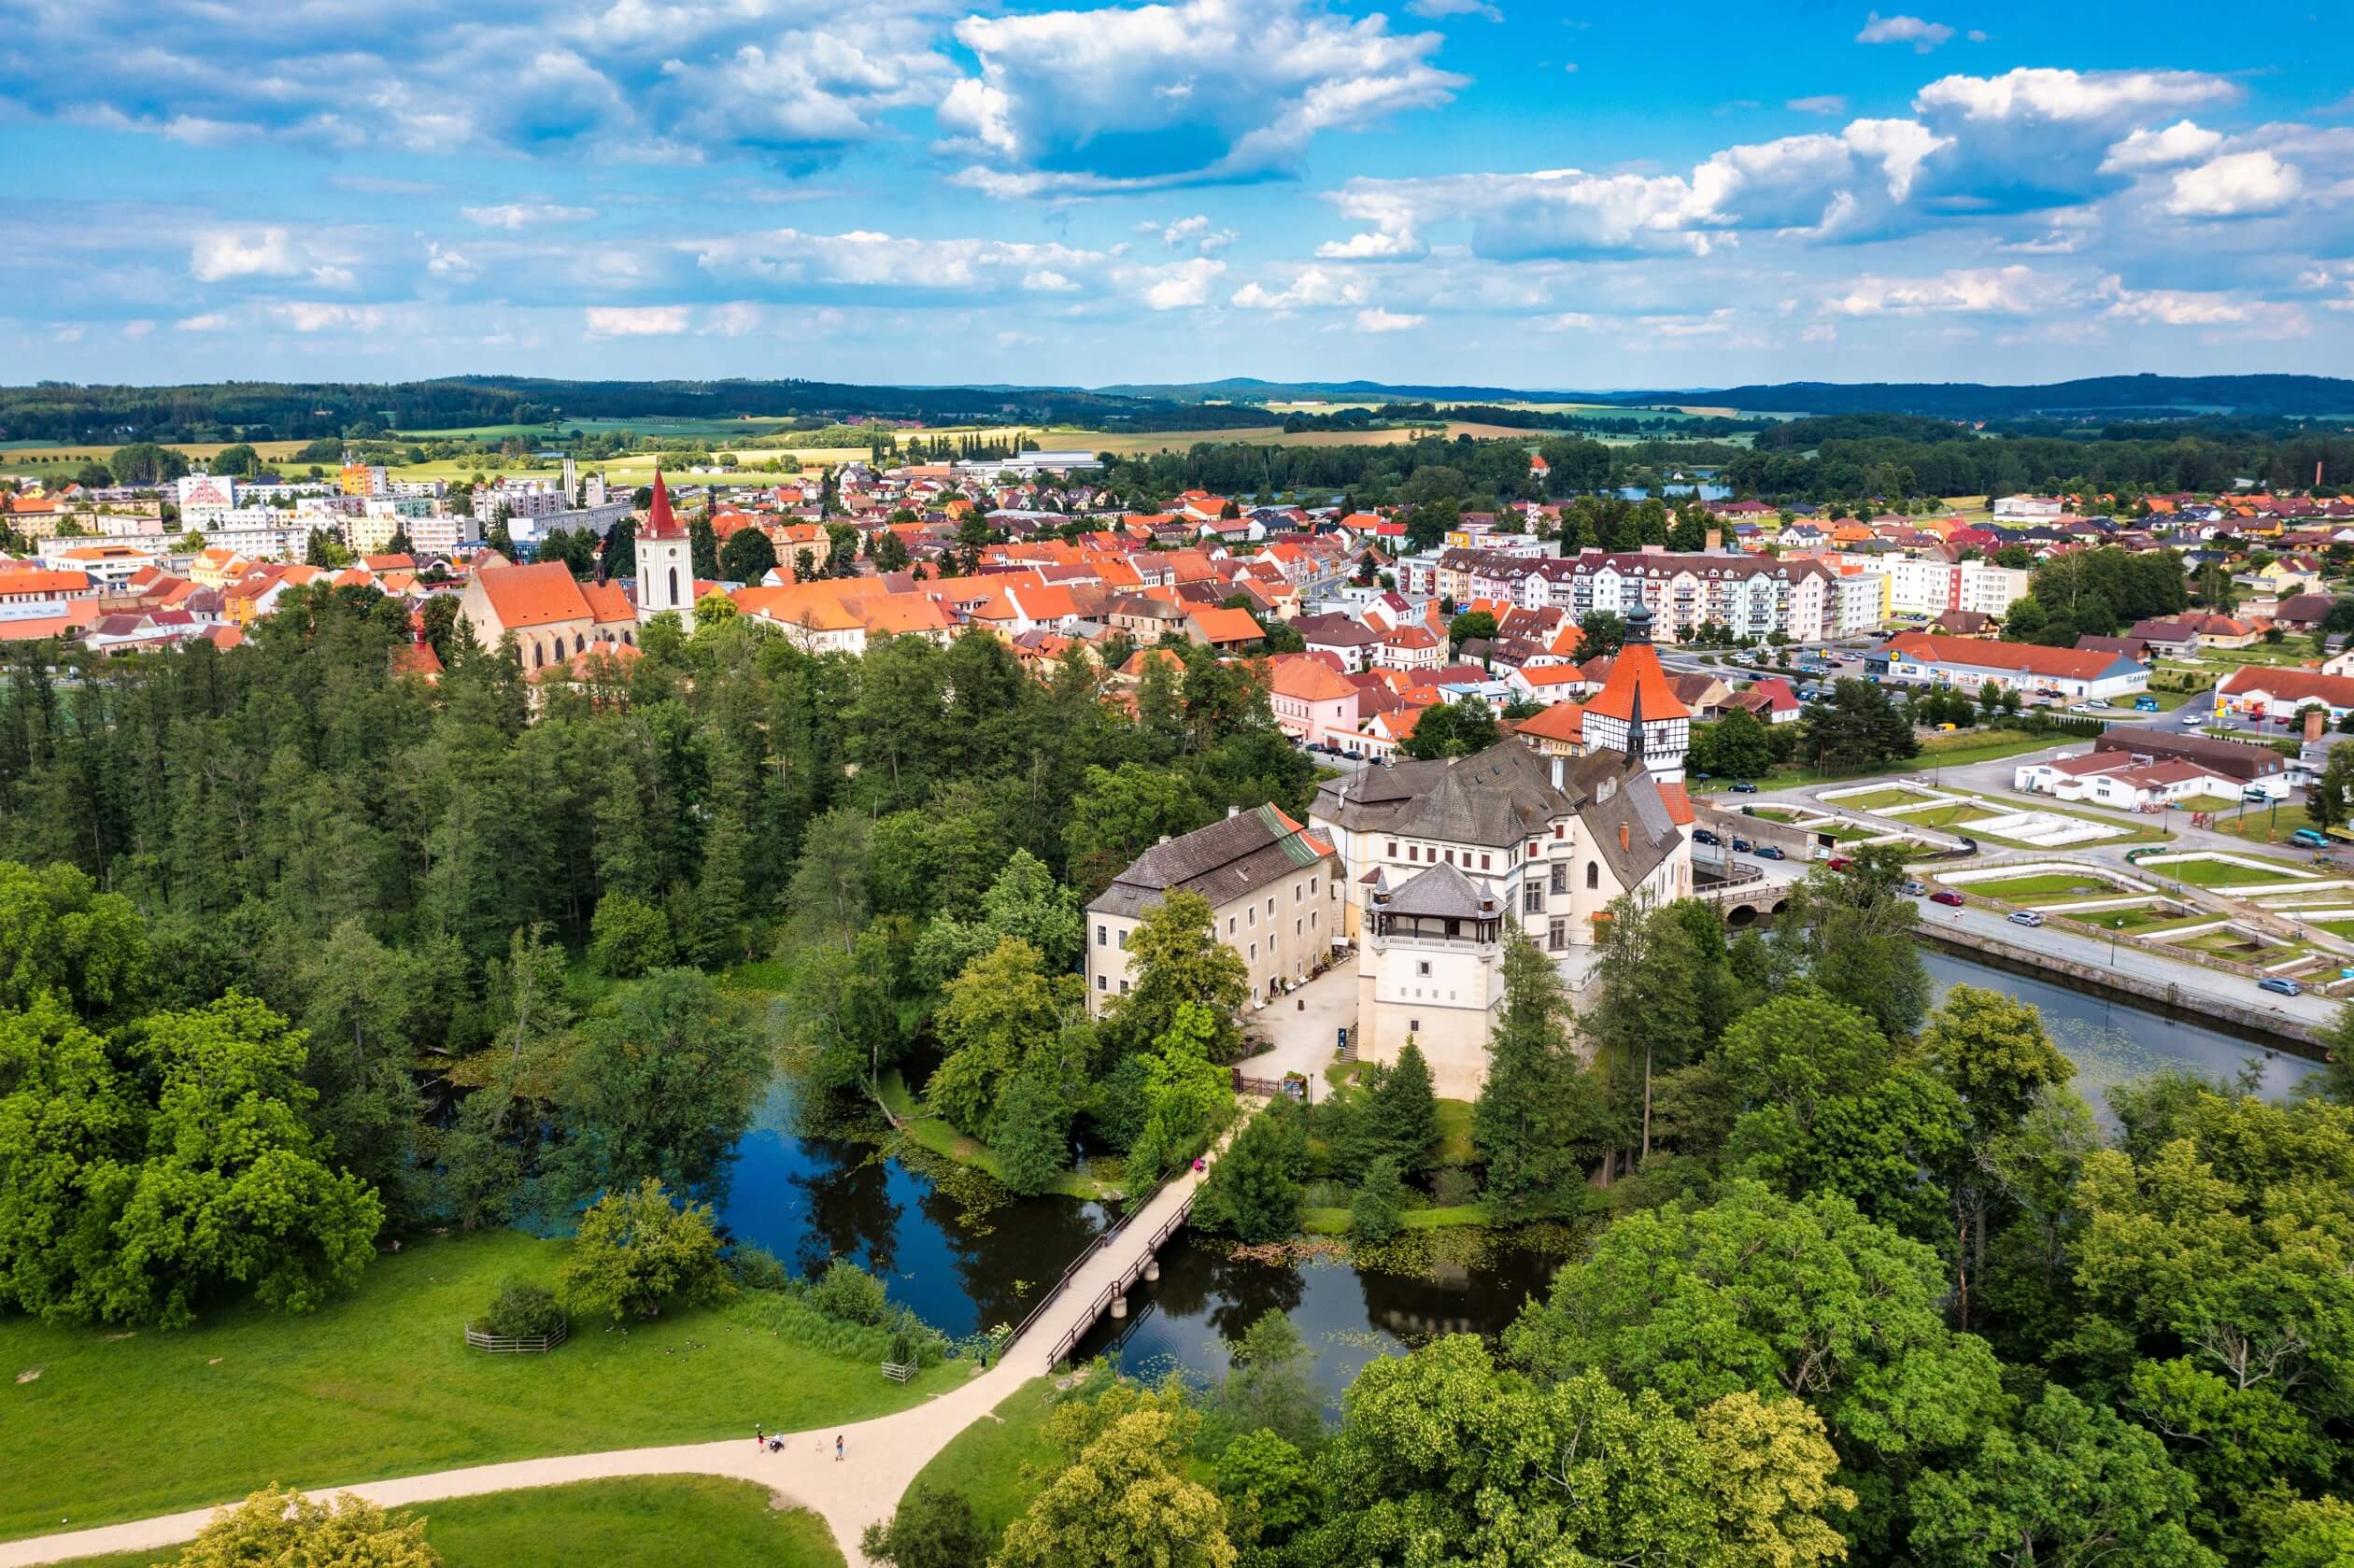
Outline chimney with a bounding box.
[1619,821,1631,853]
[1228,804,1241,818]
[1551,755,1564,791]
[1705,528,1723,553]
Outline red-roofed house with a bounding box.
[1879,632,2148,701]
[459,561,641,671]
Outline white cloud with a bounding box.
[584,304,690,335]
[2099,275,2307,336]
[1856,12,1954,50]
[1356,306,1425,331]
[190,228,300,281]
[461,203,596,230]
[1230,267,1368,309]
[1134,258,1225,309]
[2163,150,2303,218]
[1914,67,2237,126]
[1405,0,1501,19]
[121,319,155,339]
[1823,264,2063,316]
[1316,116,1950,261]
[1788,95,1848,116]
[425,241,477,279]
[175,313,229,332]
[1801,321,1837,342]
[696,227,1110,296]
[2099,120,2223,173]
[941,0,1463,195]
[1156,215,1238,253]
[272,302,385,333]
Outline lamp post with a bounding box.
[2110,914,2123,967]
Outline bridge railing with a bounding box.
[1046,1193,1196,1368]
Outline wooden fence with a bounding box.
[462,1321,568,1354]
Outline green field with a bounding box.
[1771,728,2059,789]
[897,1377,1067,1554]
[1828,787,1929,812]
[1900,803,1997,830]
[2148,855,2313,887]
[64,1477,844,1568]
[0,1228,963,1541]
[1301,1203,1494,1235]
[1960,872,2131,901]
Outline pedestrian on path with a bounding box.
[755,1425,763,1450]
[835,1434,845,1462]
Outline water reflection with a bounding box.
[716,1077,1112,1337]
[1922,949,2319,1127]
[1073,1237,1556,1406]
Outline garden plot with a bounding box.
[1968,808,2131,847]
[1823,780,2133,847]
[2137,852,2327,893]
[1944,862,2148,903]
[1820,782,1948,812]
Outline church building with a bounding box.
[634,470,695,633]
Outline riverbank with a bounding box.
[1921,925,2328,1050]
[877,1070,1123,1203]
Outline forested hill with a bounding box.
[0,377,1274,444]
[1682,374,2354,420]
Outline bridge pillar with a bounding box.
[1111,1293,1127,1320]
[1143,1257,1160,1283]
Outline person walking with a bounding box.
[755,1424,764,1450]
[835,1434,845,1462]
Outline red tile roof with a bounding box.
[1582,643,1686,723]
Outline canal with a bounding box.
[715,948,2320,1405]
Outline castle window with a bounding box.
[1586,861,1599,890]
[668,565,679,604]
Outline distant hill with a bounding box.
[1094,376,1607,404]
[1673,374,2354,420]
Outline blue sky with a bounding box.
[2,0,2349,390]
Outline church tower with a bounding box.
[634,470,694,634]
[1581,603,1690,784]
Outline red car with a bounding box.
[1826,856,1854,872]
[1928,889,1965,907]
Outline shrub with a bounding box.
[730,1245,791,1293]
[555,1178,730,1323]
[477,1279,565,1338]
[1431,1166,1481,1208]
[589,890,674,978]
[863,1484,988,1568]
[811,1258,892,1325]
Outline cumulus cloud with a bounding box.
[702,302,763,336]
[1316,118,1950,261]
[1405,0,1501,19]
[1133,258,1226,309]
[2163,150,2304,218]
[2099,275,2307,336]
[2099,120,2222,173]
[1856,12,1954,51]
[1823,264,2064,316]
[1788,95,1849,116]
[1230,267,1368,309]
[1154,215,1239,253]
[1913,66,2237,126]
[272,302,385,333]
[585,304,690,336]
[175,313,229,332]
[1355,306,1424,331]
[696,226,1109,295]
[190,229,301,282]
[940,0,1463,196]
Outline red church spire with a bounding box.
[643,468,681,537]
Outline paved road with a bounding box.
[0,988,1355,1568]
[1920,895,2340,1033]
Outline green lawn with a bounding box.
[1771,728,2060,789]
[0,1229,965,1542]
[2146,855,2313,887]
[879,1071,1120,1202]
[1434,1100,1475,1166]
[1959,872,2130,901]
[1901,803,1996,830]
[64,1476,844,1568]
[1831,787,1931,812]
[1301,1203,1493,1235]
[898,1377,1067,1553]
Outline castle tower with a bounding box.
[1581,604,1690,784]
[634,470,694,633]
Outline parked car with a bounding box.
[1753,843,1786,861]
[1692,827,1721,846]
[1827,856,1854,871]
[1929,889,1965,907]
[2008,910,2046,927]
[1899,879,1927,896]
[1731,838,1753,854]
[2290,827,2332,849]
[2257,976,2304,997]
[1730,781,1759,794]
[2133,695,2161,712]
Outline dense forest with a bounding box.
[0,378,1274,445]
[1694,373,2354,420]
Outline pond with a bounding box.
[715,949,2319,1397]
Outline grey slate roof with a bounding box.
[1087,804,1332,919]
[1380,860,1498,920]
